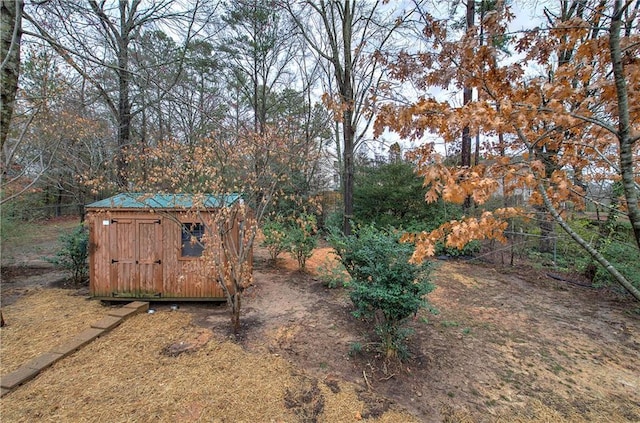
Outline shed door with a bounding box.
[109,218,163,297]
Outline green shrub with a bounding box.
[329,225,434,360]
[593,240,640,293]
[353,161,463,230]
[549,217,640,293]
[553,218,593,271]
[323,211,343,234]
[47,225,89,286]
[435,240,481,258]
[287,213,318,270]
[579,219,640,293]
[263,213,319,270]
[261,218,288,262]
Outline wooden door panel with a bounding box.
[137,220,162,296]
[109,218,163,297]
[109,219,136,295]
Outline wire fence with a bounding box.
[475,229,569,269]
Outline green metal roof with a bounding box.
[86,193,241,209]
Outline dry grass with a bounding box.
[1,291,417,422]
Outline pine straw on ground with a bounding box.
[1,293,416,422]
[1,288,106,374]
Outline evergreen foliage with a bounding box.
[47,225,89,286]
[353,161,463,231]
[329,225,434,359]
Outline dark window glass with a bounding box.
[181,223,205,257]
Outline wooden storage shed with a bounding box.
[86,193,249,301]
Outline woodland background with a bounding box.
[1,0,639,299]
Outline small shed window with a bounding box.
[181,223,205,257]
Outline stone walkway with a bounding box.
[0,301,149,397]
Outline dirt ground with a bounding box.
[190,247,640,422]
[1,219,639,422]
[1,216,78,303]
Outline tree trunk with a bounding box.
[460,0,474,169]
[533,144,560,252]
[461,112,472,167]
[461,124,473,215]
[536,209,556,254]
[342,108,355,236]
[230,291,242,334]
[116,45,131,187]
[460,0,475,211]
[340,1,355,236]
[0,0,23,156]
[56,184,63,217]
[115,0,133,188]
[609,0,640,250]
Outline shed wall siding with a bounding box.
[88,210,230,300]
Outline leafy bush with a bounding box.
[261,218,288,262]
[263,214,319,270]
[550,217,639,293]
[552,218,593,271]
[329,225,434,360]
[434,240,481,258]
[287,213,318,270]
[323,211,343,234]
[47,225,89,286]
[353,161,464,230]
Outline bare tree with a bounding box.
[284,0,421,234]
[220,0,297,135]
[1,44,112,209]
[22,0,213,187]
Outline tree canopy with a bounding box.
[2,0,638,311]
[374,0,640,299]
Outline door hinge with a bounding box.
[111,259,119,263]
[154,259,162,264]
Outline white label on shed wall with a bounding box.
[103,220,110,226]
